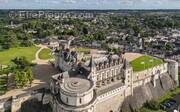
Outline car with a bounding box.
[167,103,171,106]
[169,99,176,103]
[160,104,167,110]
[168,101,175,105]
[163,103,171,108]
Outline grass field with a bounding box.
[0,46,39,65]
[39,48,53,60]
[130,55,164,72]
[139,107,165,112]
[138,107,166,112]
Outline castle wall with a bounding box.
[95,84,133,112]
[121,74,176,112]
[166,59,179,86]
[95,89,126,112]
[55,57,72,72]
[52,97,95,112]
[94,61,177,112]
[1,58,177,112]
[91,64,123,83]
[133,63,168,88]
[60,89,94,106]
[0,91,49,112]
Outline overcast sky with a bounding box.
[0,0,180,9]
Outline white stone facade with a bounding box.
[51,54,178,112]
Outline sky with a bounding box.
[0,0,180,9]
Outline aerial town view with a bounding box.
[0,0,180,112]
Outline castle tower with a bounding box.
[166,59,179,86]
[88,56,97,80]
[123,59,134,96]
[89,56,96,73]
[53,78,96,112]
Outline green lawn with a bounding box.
[130,55,164,72]
[0,46,39,65]
[39,48,53,60]
[139,107,165,112]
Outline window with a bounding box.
[97,75,101,81]
[66,97,68,103]
[137,76,139,80]
[79,98,82,104]
[112,70,114,77]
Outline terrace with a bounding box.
[130,55,164,72]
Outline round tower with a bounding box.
[54,77,96,112]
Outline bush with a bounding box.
[143,100,160,110]
[11,56,31,69]
[178,73,180,85]
[15,67,33,87]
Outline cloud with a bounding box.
[0,0,8,3]
[50,0,60,4]
[1,0,180,9]
[118,0,134,6]
[62,0,77,4]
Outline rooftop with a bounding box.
[60,78,93,94]
[130,55,164,72]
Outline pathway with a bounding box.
[0,44,59,99]
[124,53,142,62]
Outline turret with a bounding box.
[166,59,179,86]
[123,59,134,96]
[89,56,96,73]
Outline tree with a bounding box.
[1,32,18,49]
[14,67,33,87]
[164,43,174,51]
[12,56,33,87]
[94,31,106,41]
[101,43,111,52]
[143,100,160,110]
[15,71,22,87]
[113,48,121,55]
[25,67,33,85]
[11,56,31,69]
[82,27,88,35]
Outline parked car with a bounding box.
[163,103,171,108]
